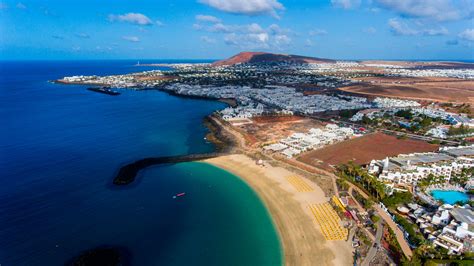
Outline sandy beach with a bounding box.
[205,154,353,266]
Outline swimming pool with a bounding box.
[430,190,470,205]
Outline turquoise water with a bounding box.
[0,61,282,265]
[431,190,469,205]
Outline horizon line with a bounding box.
[1,58,473,63]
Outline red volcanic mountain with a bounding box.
[212,51,335,66]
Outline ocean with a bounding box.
[0,60,282,265]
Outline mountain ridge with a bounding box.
[212,51,335,66]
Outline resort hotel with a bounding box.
[368,146,474,185]
[397,202,474,254]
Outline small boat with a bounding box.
[173,192,186,199]
[87,87,120,96]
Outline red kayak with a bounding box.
[173,192,186,199]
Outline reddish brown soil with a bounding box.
[339,77,474,104]
[251,115,304,124]
[297,132,439,167]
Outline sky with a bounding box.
[0,0,473,60]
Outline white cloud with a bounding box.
[274,34,291,45]
[247,23,264,33]
[200,22,266,34]
[199,0,284,18]
[72,46,81,52]
[363,27,377,34]
[423,27,449,36]
[459,29,474,41]
[200,36,217,43]
[388,18,418,35]
[388,18,449,36]
[0,3,8,9]
[196,14,221,23]
[155,20,164,26]
[122,36,140,42]
[375,0,472,21]
[75,33,90,39]
[108,13,153,26]
[193,23,204,30]
[331,0,361,10]
[305,39,314,47]
[95,46,113,52]
[16,3,26,9]
[194,19,291,49]
[209,23,233,33]
[309,29,327,36]
[224,32,271,48]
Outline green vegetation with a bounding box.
[382,191,413,209]
[356,229,371,246]
[361,115,373,125]
[448,124,474,136]
[336,178,349,191]
[425,259,474,266]
[428,139,441,144]
[404,245,474,265]
[419,117,433,128]
[385,226,404,263]
[394,214,425,246]
[450,167,473,186]
[397,134,409,140]
[370,215,380,223]
[364,198,374,209]
[458,103,472,114]
[339,109,359,119]
[417,174,446,190]
[395,109,413,119]
[337,162,387,201]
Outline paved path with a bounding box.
[348,184,413,259]
[362,221,384,266]
[373,204,413,259]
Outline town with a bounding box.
[57,54,474,266]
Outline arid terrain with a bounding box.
[339,76,474,104]
[233,115,323,148]
[297,132,439,168]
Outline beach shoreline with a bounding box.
[204,154,353,266]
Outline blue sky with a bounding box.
[0,0,473,60]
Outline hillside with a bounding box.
[212,52,335,66]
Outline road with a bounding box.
[362,221,384,266]
[308,114,460,146]
[348,183,413,259]
[220,114,414,259]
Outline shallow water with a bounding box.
[0,60,282,265]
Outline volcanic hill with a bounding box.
[212,52,335,66]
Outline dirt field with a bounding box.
[339,77,474,104]
[237,116,323,147]
[297,132,439,168]
[252,115,304,124]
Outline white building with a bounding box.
[266,124,355,158]
[368,146,474,185]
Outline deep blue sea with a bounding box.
[0,60,281,265]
